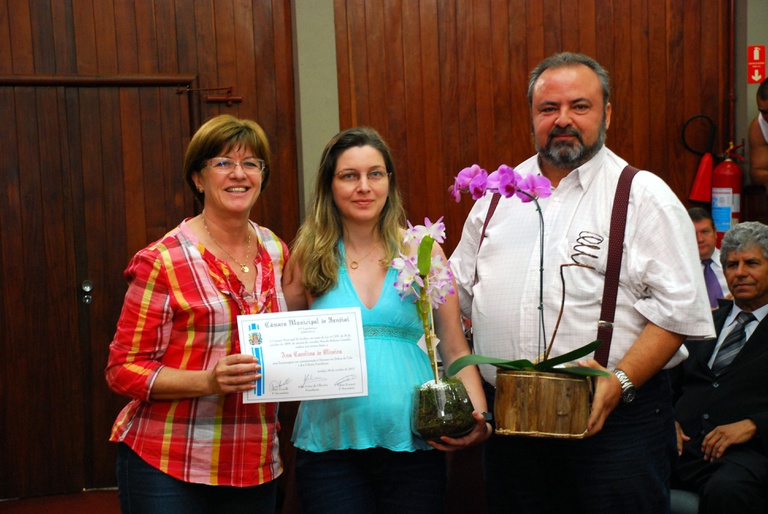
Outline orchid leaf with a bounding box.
[446,340,611,378]
[416,236,434,277]
[535,340,603,369]
[447,355,536,376]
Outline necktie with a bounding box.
[703,259,723,308]
[711,311,756,374]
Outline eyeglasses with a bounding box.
[206,157,266,175]
[334,170,390,183]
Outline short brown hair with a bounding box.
[183,114,271,205]
[688,207,715,231]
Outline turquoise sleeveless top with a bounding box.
[291,244,433,452]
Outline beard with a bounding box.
[535,118,608,169]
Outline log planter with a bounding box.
[494,369,592,438]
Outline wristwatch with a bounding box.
[613,369,636,403]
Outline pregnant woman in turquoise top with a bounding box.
[282,127,490,514]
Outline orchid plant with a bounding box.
[392,217,454,382]
[446,164,610,379]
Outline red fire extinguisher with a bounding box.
[711,142,744,246]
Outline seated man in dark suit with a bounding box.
[673,221,768,514]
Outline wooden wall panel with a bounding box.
[401,0,423,208]
[335,0,733,255]
[267,0,301,230]
[1,0,299,241]
[0,0,298,499]
[0,1,299,259]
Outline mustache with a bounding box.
[729,281,754,288]
[548,126,584,145]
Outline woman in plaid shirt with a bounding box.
[106,115,288,513]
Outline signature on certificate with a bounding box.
[301,374,327,388]
[335,375,357,386]
[269,378,291,391]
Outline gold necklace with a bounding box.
[203,215,252,273]
[346,242,379,270]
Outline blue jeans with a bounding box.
[483,371,678,514]
[116,443,277,514]
[295,448,446,514]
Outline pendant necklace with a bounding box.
[203,214,252,273]
[346,241,379,270]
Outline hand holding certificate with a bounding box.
[237,307,368,403]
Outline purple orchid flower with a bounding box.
[490,164,522,198]
[450,164,490,202]
[453,164,548,202]
[515,174,552,203]
[455,164,485,189]
[448,182,462,202]
[469,172,488,200]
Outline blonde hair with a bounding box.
[291,127,406,297]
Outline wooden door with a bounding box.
[0,78,194,498]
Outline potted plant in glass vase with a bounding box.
[446,164,611,439]
[392,217,476,441]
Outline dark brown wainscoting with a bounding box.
[0,490,119,514]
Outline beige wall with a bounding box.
[292,0,340,217]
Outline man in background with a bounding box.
[689,207,729,308]
[673,222,768,514]
[748,78,768,191]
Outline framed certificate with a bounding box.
[237,307,368,403]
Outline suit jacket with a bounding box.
[673,301,768,459]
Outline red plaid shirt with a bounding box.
[106,220,288,486]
